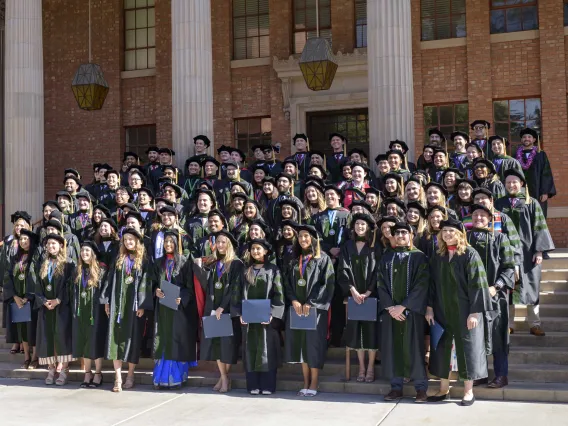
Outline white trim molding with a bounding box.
[231,57,271,68]
[548,207,568,219]
[121,68,156,79]
[490,30,539,43]
[420,38,466,50]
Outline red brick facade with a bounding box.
[38,0,568,245]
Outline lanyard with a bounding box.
[216,261,225,280]
[327,210,337,228]
[165,258,175,282]
[298,255,311,279]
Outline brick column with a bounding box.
[538,0,568,207]
[465,0,492,133]
[331,0,355,54]
[4,0,44,227]
[367,0,415,164]
[171,0,214,164]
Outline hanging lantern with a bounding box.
[71,63,109,111]
[299,38,338,91]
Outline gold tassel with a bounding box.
[307,137,311,152]
[323,154,327,170]
[371,228,377,248]
[537,135,542,153]
[315,237,321,258]
[525,184,531,204]
[178,233,182,255]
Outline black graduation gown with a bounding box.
[467,229,514,355]
[283,253,335,369]
[0,236,19,329]
[416,155,433,173]
[71,266,109,359]
[428,246,493,381]
[520,150,557,217]
[450,152,468,174]
[494,195,555,305]
[326,153,347,183]
[312,208,350,254]
[417,233,439,260]
[264,160,283,178]
[428,166,447,184]
[292,152,312,181]
[492,155,523,183]
[197,258,244,365]
[101,260,153,364]
[32,260,75,362]
[232,263,285,372]
[185,214,210,243]
[337,241,378,350]
[3,252,38,345]
[67,211,92,243]
[476,177,506,200]
[377,248,430,380]
[149,227,192,261]
[152,256,198,363]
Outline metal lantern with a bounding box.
[71,63,109,111]
[299,38,338,91]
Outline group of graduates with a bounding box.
[0,125,557,405]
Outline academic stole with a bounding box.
[117,256,135,324]
[297,254,311,287]
[78,268,94,325]
[14,254,28,295]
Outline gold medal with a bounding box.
[46,285,52,291]
[329,229,335,236]
[297,278,306,287]
[18,274,25,280]
[125,276,134,284]
[215,281,223,290]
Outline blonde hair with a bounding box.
[40,242,67,280]
[75,253,102,288]
[437,228,468,256]
[12,219,31,238]
[404,181,427,207]
[204,234,237,272]
[303,190,326,221]
[425,209,448,240]
[116,239,145,271]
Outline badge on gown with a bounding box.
[81,291,88,299]
[125,276,134,284]
[297,278,306,287]
[215,281,223,290]
[46,285,52,291]
[329,229,335,236]
[18,274,25,280]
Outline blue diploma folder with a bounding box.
[242,299,271,324]
[289,306,317,330]
[158,280,181,310]
[202,313,234,339]
[10,302,31,323]
[347,297,377,321]
[430,321,445,351]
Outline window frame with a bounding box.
[423,102,469,151]
[492,97,542,154]
[489,0,539,34]
[232,0,270,60]
[293,0,332,54]
[124,0,156,71]
[354,0,367,48]
[234,117,272,158]
[420,0,466,41]
[564,0,568,27]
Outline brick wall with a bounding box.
[421,46,468,104]
[548,218,568,248]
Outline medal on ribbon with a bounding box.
[298,255,311,287]
[215,261,225,290]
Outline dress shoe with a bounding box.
[530,326,546,336]
[509,328,514,334]
[488,376,508,388]
[461,394,476,406]
[473,378,488,386]
[427,391,449,402]
[415,390,428,403]
[384,389,403,401]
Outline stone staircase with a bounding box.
[1,251,567,402]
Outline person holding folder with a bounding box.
[233,239,284,395]
[152,229,197,390]
[102,229,153,392]
[31,234,75,386]
[377,222,430,403]
[71,241,108,388]
[426,219,492,406]
[196,229,244,393]
[283,224,335,397]
[3,229,39,370]
[337,213,378,383]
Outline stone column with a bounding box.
[4,0,44,229]
[367,0,415,164]
[171,0,214,164]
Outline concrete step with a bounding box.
[541,280,568,292]
[542,269,568,281]
[504,346,568,365]
[490,364,568,383]
[514,304,568,317]
[539,291,568,305]
[510,331,568,347]
[1,361,568,403]
[513,316,568,332]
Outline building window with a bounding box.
[490,0,538,34]
[307,109,369,157]
[564,0,568,27]
[421,0,466,41]
[493,98,541,153]
[235,117,272,158]
[355,0,367,48]
[124,0,156,71]
[423,103,469,150]
[294,0,332,54]
[125,125,157,163]
[233,0,270,60]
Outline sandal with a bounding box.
[10,345,19,355]
[297,388,308,396]
[112,378,123,393]
[80,372,93,388]
[45,367,56,385]
[356,370,366,382]
[213,377,222,392]
[123,375,135,390]
[89,373,104,388]
[305,389,318,397]
[56,369,69,386]
[21,359,31,370]
[28,359,39,370]
[219,377,231,393]
[365,370,375,383]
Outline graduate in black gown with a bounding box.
[102,229,153,392]
[467,205,515,389]
[72,241,108,388]
[3,229,39,369]
[516,128,556,218]
[196,230,244,393]
[378,223,430,403]
[152,230,198,389]
[494,169,555,336]
[32,234,75,386]
[233,239,284,395]
[489,136,523,182]
[426,219,493,406]
[337,213,378,383]
[283,224,335,397]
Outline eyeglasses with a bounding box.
[473,125,485,130]
[394,230,410,236]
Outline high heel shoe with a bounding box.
[80,372,93,388]
[45,367,56,385]
[112,377,123,393]
[89,373,104,388]
[56,369,69,386]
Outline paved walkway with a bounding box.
[1,378,566,426]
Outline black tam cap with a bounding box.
[470,120,491,130]
[389,140,409,153]
[520,128,538,139]
[193,135,211,147]
[11,211,32,226]
[440,218,465,232]
[470,203,492,217]
[504,168,526,184]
